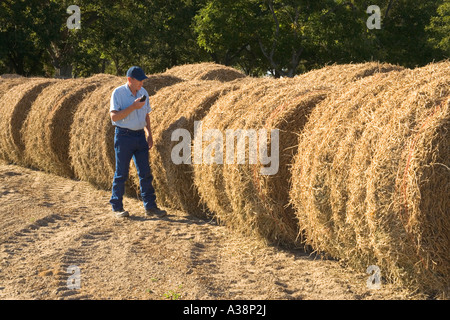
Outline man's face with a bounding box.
[128,77,144,93]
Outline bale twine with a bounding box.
[144,79,245,218]
[290,61,450,294]
[0,79,57,164]
[21,75,113,177]
[164,62,246,82]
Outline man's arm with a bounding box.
[110,98,146,122]
[145,113,153,149]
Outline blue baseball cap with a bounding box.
[126,66,148,81]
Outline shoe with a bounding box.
[145,207,167,218]
[114,210,130,218]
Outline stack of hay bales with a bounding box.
[0,79,58,164]
[193,62,402,246]
[146,79,244,217]
[21,74,117,177]
[1,61,447,295]
[289,61,450,293]
[164,62,246,82]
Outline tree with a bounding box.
[363,0,444,67]
[1,0,446,77]
[0,0,208,77]
[69,0,208,76]
[141,0,210,73]
[0,0,54,76]
[426,0,450,57]
[193,0,265,75]
[194,0,371,77]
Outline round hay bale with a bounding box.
[192,77,278,227]
[290,71,408,262]
[0,79,57,164]
[164,62,247,82]
[290,61,450,294]
[21,76,111,177]
[145,79,245,218]
[143,73,184,96]
[0,74,25,79]
[69,78,125,190]
[0,76,32,101]
[217,78,328,246]
[83,73,122,84]
[295,62,405,88]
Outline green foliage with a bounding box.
[0,0,448,77]
[427,0,450,56]
[370,0,443,68]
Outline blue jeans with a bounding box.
[109,127,157,211]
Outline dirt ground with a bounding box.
[0,161,427,300]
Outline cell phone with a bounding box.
[140,95,146,102]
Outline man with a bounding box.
[109,66,167,218]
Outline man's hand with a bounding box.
[110,97,147,122]
[147,135,154,149]
[132,97,146,110]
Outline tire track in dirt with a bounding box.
[0,162,423,300]
[184,225,229,299]
[0,163,115,299]
[1,211,73,299]
[54,226,115,299]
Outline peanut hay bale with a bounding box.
[193,77,276,226]
[218,78,328,246]
[290,61,450,294]
[147,79,245,218]
[164,62,246,82]
[143,74,184,96]
[0,75,30,101]
[0,79,57,164]
[69,78,126,191]
[295,62,405,88]
[21,76,109,177]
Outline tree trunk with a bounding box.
[54,65,73,79]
